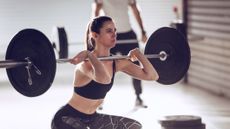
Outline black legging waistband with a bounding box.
[62,104,97,120]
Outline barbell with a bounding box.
[0,27,191,97]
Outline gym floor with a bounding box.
[0,53,230,129]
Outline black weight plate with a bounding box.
[158,115,202,127]
[144,27,190,85]
[5,29,56,97]
[161,123,205,129]
[57,27,68,58]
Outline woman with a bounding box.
[51,16,159,129]
[93,0,149,108]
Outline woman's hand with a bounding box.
[128,48,140,62]
[70,50,90,65]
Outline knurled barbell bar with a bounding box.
[0,27,190,97]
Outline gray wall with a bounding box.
[0,0,93,55]
[0,0,181,57]
[186,0,230,98]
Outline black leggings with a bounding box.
[110,30,142,96]
[51,104,142,129]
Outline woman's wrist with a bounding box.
[85,50,91,59]
[133,48,141,58]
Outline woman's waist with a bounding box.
[68,93,103,114]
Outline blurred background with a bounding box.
[0,0,230,129]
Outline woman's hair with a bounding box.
[85,16,112,51]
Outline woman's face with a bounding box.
[95,21,117,49]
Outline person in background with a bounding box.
[92,0,148,108]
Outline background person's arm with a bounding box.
[92,1,102,17]
[130,2,147,43]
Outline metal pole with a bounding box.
[56,55,130,63]
[56,53,167,63]
[0,53,168,68]
[0,60,29,69]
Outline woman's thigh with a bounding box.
[89,114,142,129]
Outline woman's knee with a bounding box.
[121,117,142,129]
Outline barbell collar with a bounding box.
[159,51,168,61]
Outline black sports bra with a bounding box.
[74,60,116,99]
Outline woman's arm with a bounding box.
[130,2,147,43]
[117,48,159,81]
[71,50,111,84]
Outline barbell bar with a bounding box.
[57,52,167,63]
[0,51,167,67]
[0,60,30,68]
[0,27,190,97]
[67,39,140,45]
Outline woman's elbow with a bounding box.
[154,73,159,81]
[146,72,159,81]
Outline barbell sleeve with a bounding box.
[0,60,29,69]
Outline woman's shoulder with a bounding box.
[75,61,93,73]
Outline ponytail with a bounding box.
[85,22,95,51]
